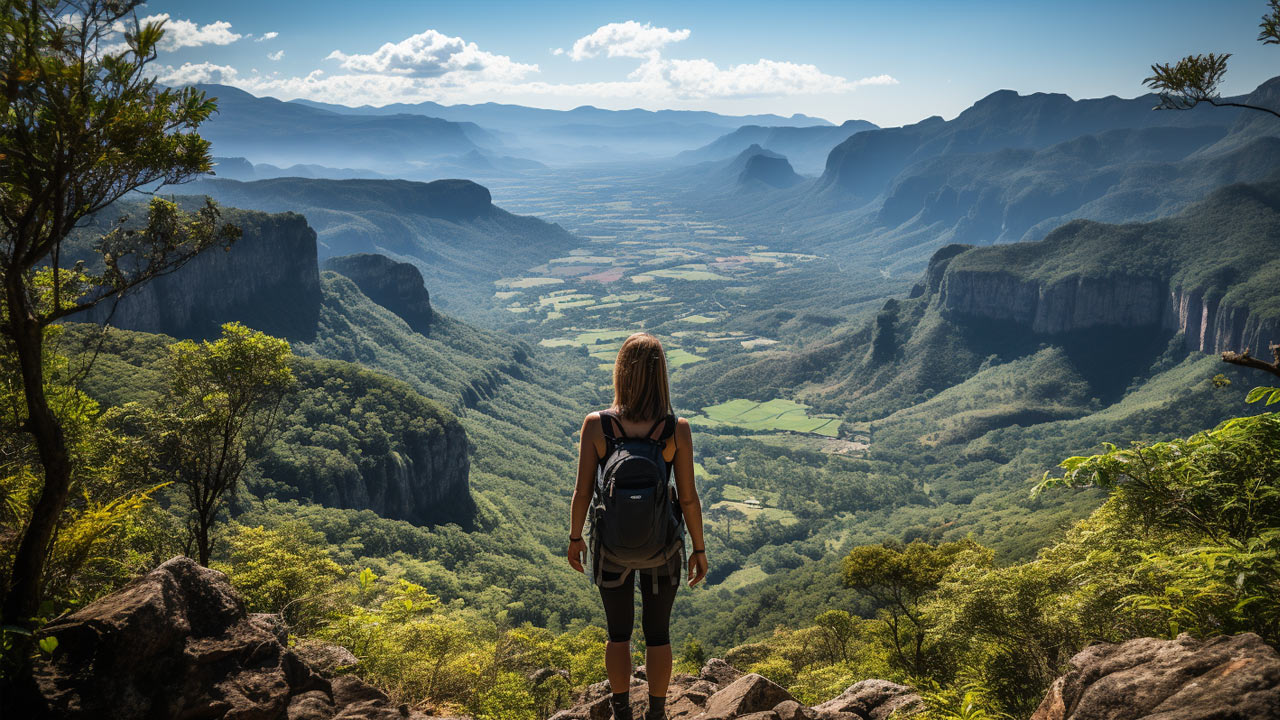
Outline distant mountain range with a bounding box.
[193,84,493,172]
[677,119,878,174]
[290,95,835,164]
[692,78,1280,273]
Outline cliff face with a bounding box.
[322,253,433,334]
[265,359,474,527]
[937,270,1278,357]
[295,421,471,526]
[81,209,321,341]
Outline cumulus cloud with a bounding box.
[569,21,689,61]
[257,31,279,42]
[267,50,285,61]
[326,29,537,81]
[158,23,896,109]
[153,62,241,85]
[141,14,242,50]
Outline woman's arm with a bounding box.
[567,413,599,573]
[672,417,708,586]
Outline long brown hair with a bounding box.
[611,332,672,422]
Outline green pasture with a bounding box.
[693,398,842,437]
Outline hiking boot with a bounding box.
[610,694,633,720]
[644,697,666,720]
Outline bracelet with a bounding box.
[569,535,583,542]
[691,549,705,554]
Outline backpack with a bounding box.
[589,410,685,591]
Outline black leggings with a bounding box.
[599,569,677,646]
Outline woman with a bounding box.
[568,332,708,720]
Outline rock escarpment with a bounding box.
[284,417,471,527]
[1030,633,1280,720]
[936,266,1279,357]
[549,659,922,720]
[21,557,450,719]
[264,360,473,527]
[738,153,804,190]
[324,254,434,335]
[927,183,1280,358]
[80,208,322,341]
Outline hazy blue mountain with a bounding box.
[175,177,578,313]
[818,88,1242,202]
[292,96,829,130]
[191,84,494,171]
[211,156,386,181]
[663,144,801,193]
[292,96,834,164]
[738,152,804,190]
[677,119,878,174]
[690,79,1280,275]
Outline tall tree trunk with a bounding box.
[1,279,73,627]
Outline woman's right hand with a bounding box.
[688,551,708,586]
[567,538,588,573]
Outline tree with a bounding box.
[0,0,237,625]
[841,539,979,676]
[154,323,295,565]
[1145,3,1280,381]
[1143,0,1280,118]
[813,609,856,665]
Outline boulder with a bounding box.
[811,679,923,720]
[700,673,796,720]
[772,699,814,720]
[1030,633,1280,720]
[700,658,744,686]
[22,556,444,719]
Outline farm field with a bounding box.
[692,398,843,437]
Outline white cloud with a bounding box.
[652,59,896,98]
[156,23,896,109]
[326,29,537,81]
[267,50,285,61]
[154,62,241,85]
[141,14,242,51]
[569,21,689,61]
[257,31,279,42]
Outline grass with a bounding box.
[680,314,717,324]
[667,348,706,368]
[648,268,730,281]
[718,565,768,591]
[693,398,842,437]
[497,277,563,289]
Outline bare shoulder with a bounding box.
[675,416,692,439]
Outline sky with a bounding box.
[145,0,1280,127]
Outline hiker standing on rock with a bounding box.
[568,332,709,720]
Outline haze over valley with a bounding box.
[7,4,1280,719]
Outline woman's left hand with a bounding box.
[567,538,588,573]
[688,552,708,586]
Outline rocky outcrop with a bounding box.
[21,557,454,719]
[936,267,1279,357]
[324,254,434,335]
[1030,633,1280,720]
[263,361,473,527]
[550,661,920,720]
[811,680,923,720]
[737,153,804,190]
[79,208,322,341]
[284,419,471,527]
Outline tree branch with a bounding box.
[1221,344,1280,379]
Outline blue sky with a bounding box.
[148,0,1279,126]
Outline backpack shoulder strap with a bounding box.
[599,410,620,442]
